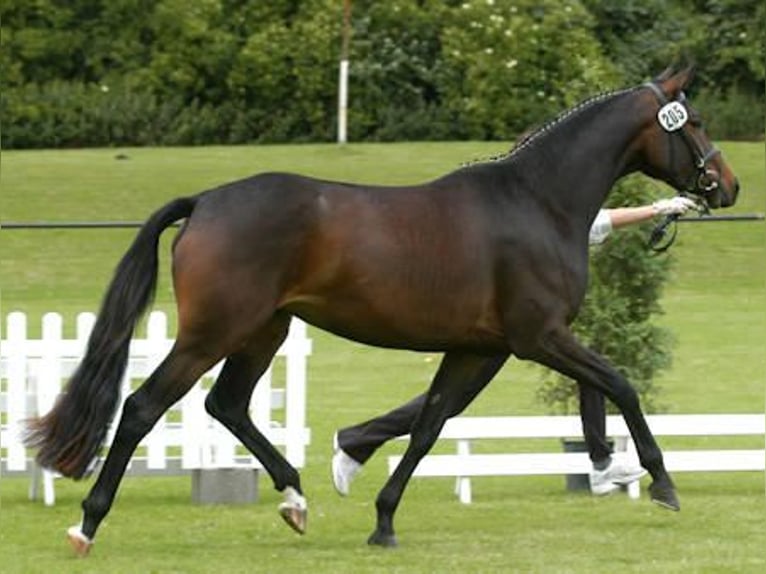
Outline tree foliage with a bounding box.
[1,0,762,147]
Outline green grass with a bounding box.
[1,142,765,573]
[2,473,765,574]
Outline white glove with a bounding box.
[652,196,697,216]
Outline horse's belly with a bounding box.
[284,295,506,352]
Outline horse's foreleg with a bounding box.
[368,352,508,548]
[204,314,306,534]
[71,344,218,556]
[533,326,678,511]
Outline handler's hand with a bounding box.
[652,196,697,216]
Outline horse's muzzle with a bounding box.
[708,177,739,209]
[721,177,740,208]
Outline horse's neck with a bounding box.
[514,93,643,224]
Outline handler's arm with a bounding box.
[609,196,697,230]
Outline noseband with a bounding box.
[643,82,721,201]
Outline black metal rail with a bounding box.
[1,221,182,229]
[676,213,764,222]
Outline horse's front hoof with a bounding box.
[649,482,680,511]
[66,525,93,557]
[278,486,307,534]
[367,529,398,548]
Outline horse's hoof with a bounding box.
[66,525,93,557]
[278,486,307,535]
[278,503,307,535]
[367,529,398,548]
[649,482,680,511]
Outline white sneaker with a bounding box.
[589,459,647,496]
[332,432,361,497]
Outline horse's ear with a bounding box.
[657,64,696,99]
[655,65,676,83]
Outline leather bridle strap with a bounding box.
[642,82,721,196]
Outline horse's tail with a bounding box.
[24,196,197,479]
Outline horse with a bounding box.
[25,65,738,554]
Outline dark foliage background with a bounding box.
[2,0,763,148]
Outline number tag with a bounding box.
[657,101,688,132]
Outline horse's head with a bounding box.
[637,66,739,209]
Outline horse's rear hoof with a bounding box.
[278,503,307,535]
[66,525,93,557]
[367,529,398,548]
[649,482,680,511]
[278,486,307,534]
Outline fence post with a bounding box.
[39,313,63,415]
[6,312,29,472]
[32,313,64,505]
[145,311,169,470]
[284,320,311,467]
[182,383,205,469]
[252,364,273,442]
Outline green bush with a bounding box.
[439,0,619,140]
[693,86,766,141]
[536,176,674,414]
[348,0,619,142]
[346,0,450,141]
[1,80,189,148]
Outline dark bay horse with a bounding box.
[25,66,738,554]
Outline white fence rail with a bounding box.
[388,414,766,504]
[1,311,312,503]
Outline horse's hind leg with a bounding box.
[204,313,307,534]
[70,342,220,555]
[531,326,678,511]
[368,351,508,547]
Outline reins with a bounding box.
[647,213,679,253]
[647,198,712,253]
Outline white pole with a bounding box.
[337,0,351,144]
[338,59,349,144]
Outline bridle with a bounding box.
[642,81,723,252]
[643,82,722,202]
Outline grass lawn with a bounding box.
[1,142,765,573]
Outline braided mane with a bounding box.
[466,87,637,166]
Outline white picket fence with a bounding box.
[0,311,312,504]
[388,414,766,503]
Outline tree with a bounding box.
[439,0,619,140]
[583,0,765,139]
[1,0,761,147]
